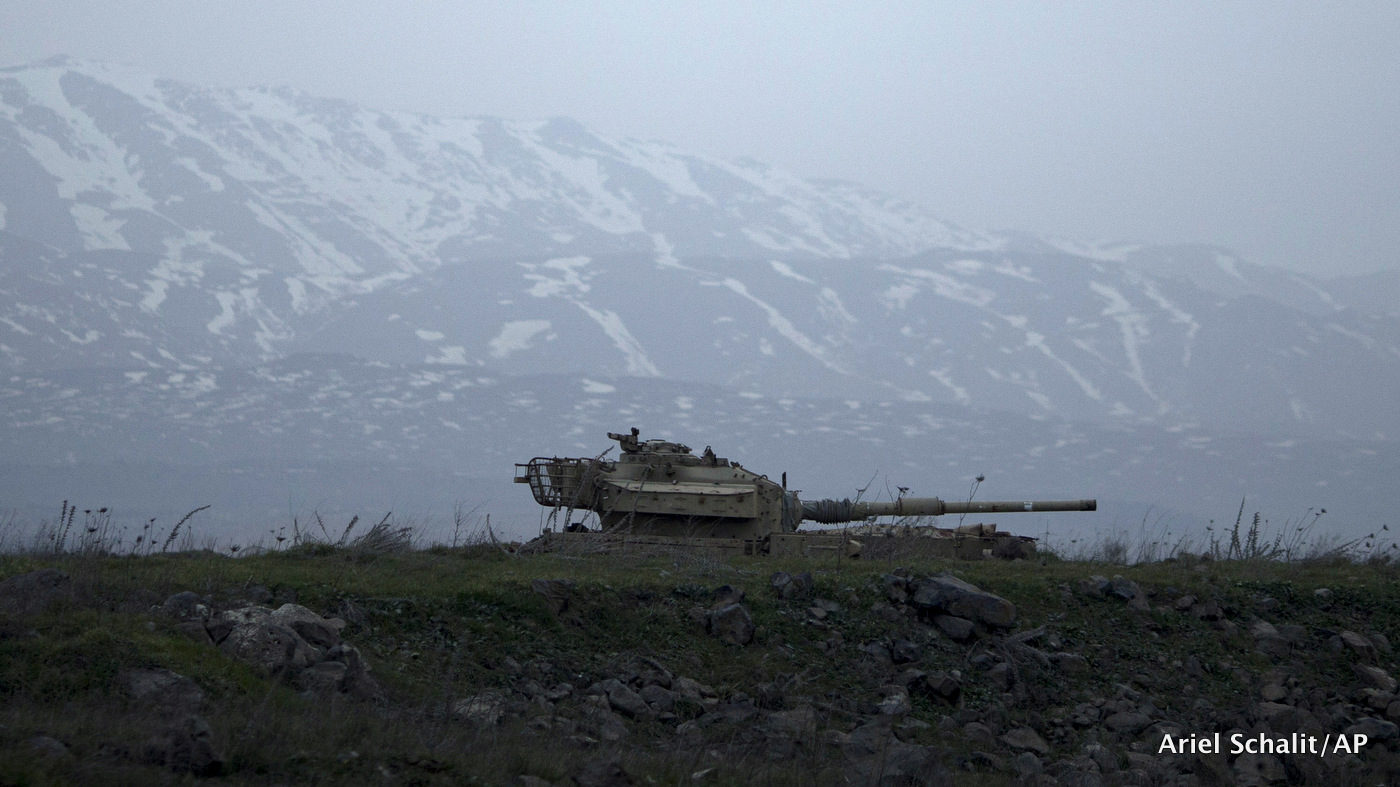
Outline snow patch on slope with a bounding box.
[715,278,848,375]
[490,320,552,358]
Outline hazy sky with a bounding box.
[3,1,1398,276]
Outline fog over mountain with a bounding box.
[2,58,1396,545]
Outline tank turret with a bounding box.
[515,428,1096,558]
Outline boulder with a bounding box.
[269,603,344,650]
[769,571,814,600]
[141,714,223,777]
[0,569,70,616]
[453,691,508,726]
[121,667,205,715]
[1001,726,1050,755]
[932,614,975,642]
[215,606,318,675]
[159,591,207,621]
[908,575,1016,629]
[531,578,575,615]
[707,603,755,646]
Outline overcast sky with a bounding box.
[3,1,1397,276]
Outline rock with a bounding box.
[325,644,383,701]
[1340,630,1379,662]
[932,614,975,641]
[1346,717,1400,741]
[0,569,70,616]
[216,607,318,675]
[707,603,755,646]
[1256,635,1292,659]
[711,585,745,607]
[908,574,1016,629]
[769,571,814,600]
[672,676,715,703]
[25,735,71,759]
[881,573,910,605]
[1193,599,1225,621]
[1354,664,1398,692]
[1232,752,1287,785]
[121,667,205,715]
[1012,751,1044,777]
[639,683,675,712]
[579,705,629,743]
[1079,575,1111,597]
[889,638,921,664]
[876,685,912,715]
[574,755,634,787]
[453,691,507,726]
[141,715,223,777]
[1104,711,1153,734]
[1001,726,1050,755]
[160,591,207,620]
[910,672,961,705]
[1052,652,1090,674]
[295,661,349,694]
[269,603,345,650]
[1106,575,1141,602]
[531,578,575,615]
[597,678,649,719]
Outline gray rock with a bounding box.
[707,602,755,646]
[216,607,318,675]
[160,591,207,620]
[889,638,921,664]
[141,714,223,777]
[1232,752,1286,785]
[25,735,71,759]
[909,574,1016,629]
[1340,630,1378,662]
[269,603,344,650]
[881,573,910,605]
[1001,726,1049,755]
[932,614,975,641]
[1012,751,1044,777]
[1052,652,1090,674]
[453,691,507,726]
[294,661,349,694]
[876,686,912,716]
[0,569,70,616]
[769,570,814,600]
[672,676,715,703]
[1106,575,1141,601]
[574,755,633,787]
[531,578,575,615]
[1354,664,1398,692]
[1104,711,1153,734]
[639,683,675,712]
[121,667,205,714]
[1346,717,1399,741]
[325,643,383,701]
[599,678,649,718]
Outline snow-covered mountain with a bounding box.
[1,57,1395,541]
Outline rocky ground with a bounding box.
[2,546,1399,785]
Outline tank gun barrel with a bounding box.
[799,497,1096,524]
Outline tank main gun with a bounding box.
[799,496,1097,524]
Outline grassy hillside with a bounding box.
[2,541,1399,785]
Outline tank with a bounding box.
[515,428,1096,559]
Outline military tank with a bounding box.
[515,428,1096,559]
